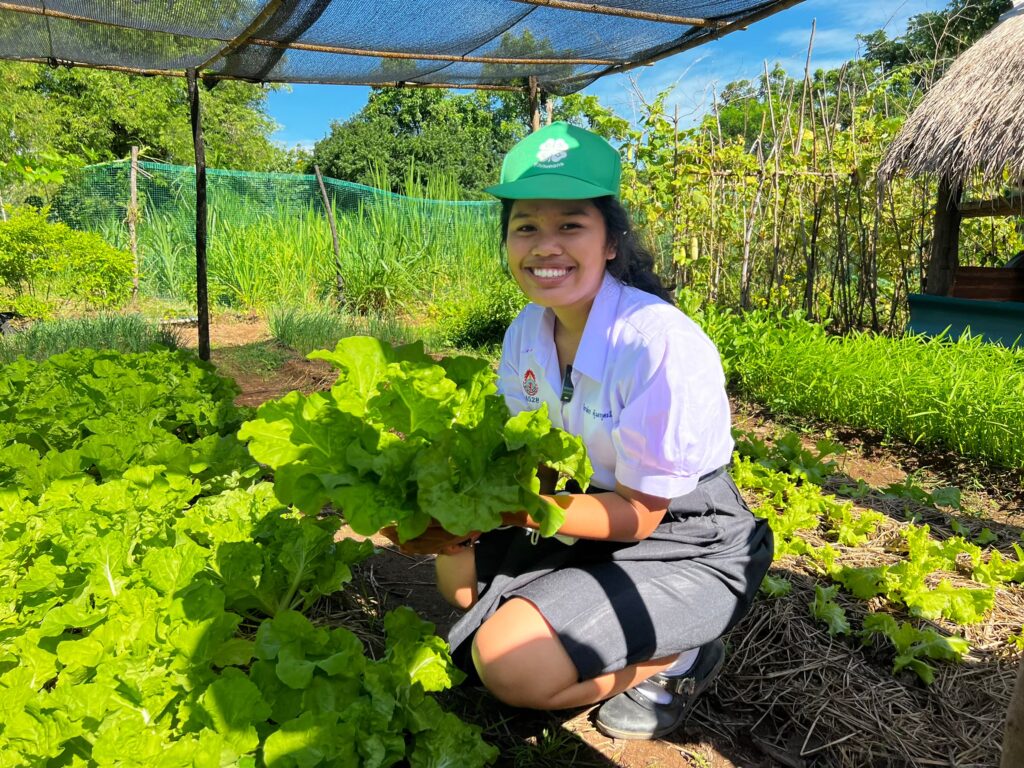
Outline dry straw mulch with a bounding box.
[696,489,1024,768]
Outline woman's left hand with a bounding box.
[379,523,481,556]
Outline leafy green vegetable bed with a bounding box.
[701,309,1024,469]
[0,347,499,767]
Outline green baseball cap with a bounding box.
[485,121,620,200]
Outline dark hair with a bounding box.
[499,196,671,302]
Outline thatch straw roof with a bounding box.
[879,1,1024,185]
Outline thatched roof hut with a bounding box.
[879,0,1024,303]
[879,0,1024,186]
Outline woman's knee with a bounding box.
[470,598,578,709]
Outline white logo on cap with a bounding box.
[536,138,569,166]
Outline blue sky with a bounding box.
[266,0,945,151]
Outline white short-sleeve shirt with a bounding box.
[498,272,734,499]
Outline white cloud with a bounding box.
[273,138,317,153]
[804,0,943,33]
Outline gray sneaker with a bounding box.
[594,638,725,740]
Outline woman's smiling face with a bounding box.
[505,198,615,318]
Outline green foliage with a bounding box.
[0,348,254,495]
[311,89,520,197]
[310,85,627,199]
[0,347,497,766]
[733,429,844,485]
[706,310,1024,469]
[860,613,969,684]
[0,313,179,365]
[861,0,1011,79]
[270,305,415,355]
[621,0,1020,329]
[759,573,793,598]
[0,62,287,182]
[810,584,850,635]
[428,276,527,350]
[239,336,592,540]
[0,206,133,312]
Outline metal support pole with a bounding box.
[187,68,211,361]
[128,145,139,302]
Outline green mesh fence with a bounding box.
[51,160,497,232]
[48,161,504,311]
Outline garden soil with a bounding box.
[196,319,1023,768]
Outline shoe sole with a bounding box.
[595,644,726,741]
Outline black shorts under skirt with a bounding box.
[447,470,774,682]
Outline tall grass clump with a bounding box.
[0,314,179,364]
[701,308,1024,469]
[269,306,414,355]
[107,171,503,317]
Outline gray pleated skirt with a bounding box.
[447,470,773,682]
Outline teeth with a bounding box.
[533,267,569,278]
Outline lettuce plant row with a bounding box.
[0,349,498,767]
[735,431,1023,683]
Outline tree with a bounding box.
[860,0,1011,83]
[0,61,287,178]
[310,88,517,197]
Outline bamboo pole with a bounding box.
[529,77,541,132]
[314,165,344,307]
[510,0,725,27]
[128,146,140,303]
[187,69,211,362]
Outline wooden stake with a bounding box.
[529,77,541,132]
[187,69,211,362]
[926,174,962,296]
[314,165,344,307]
[128,146,139,303]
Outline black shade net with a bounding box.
[0,0,801,93]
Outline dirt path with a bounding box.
[199,319,1022,768]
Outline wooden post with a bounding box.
[925,174,962,296]
[1002,660,1024,767]
[529,76,541,132]
[546,95,553,126]
[128,146,139,302]
[314,164,344,306]
[187,69,211,362]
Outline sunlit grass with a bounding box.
[0,314,179,364]
[702,308,1024,469]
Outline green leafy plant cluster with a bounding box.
[705,308,1024,469]
[809,586,969,685]
[0,348,257,497]
[0,348,498,767]
[731,430,1024,683]
[427,276,527,351]
[0,206,133,315]
[240,336,592,542]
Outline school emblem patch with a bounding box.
[522,369,539,397]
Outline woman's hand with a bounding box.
[379,523,480,556]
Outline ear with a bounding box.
[605,240,617,261]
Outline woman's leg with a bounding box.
[471,596,676,710]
